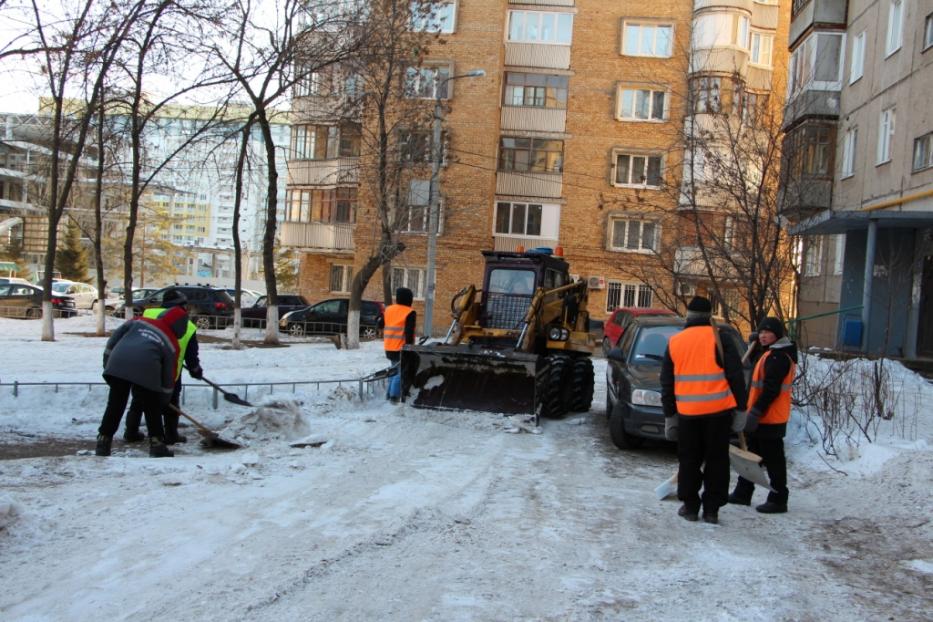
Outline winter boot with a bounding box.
[123,427,146,443]
[755,501,787,514]
[95,434,112,457]
[727,491,752,506]
[148,438,174,458]
[677,504,699,522]
[164,413,187,445]
[702,511,719,525]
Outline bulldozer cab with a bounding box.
[479,250,571,330]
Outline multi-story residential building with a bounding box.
[288,1,790,333]
[781,0,932,358]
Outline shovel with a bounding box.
[187,368,253,407]
[169,404,241,450]
[729,432,774,491]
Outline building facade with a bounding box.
[781,0,933,358]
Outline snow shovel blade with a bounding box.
[170,405,241,450]
[729,444,774,492]
[403,344,540,416]
[655,471,678,500]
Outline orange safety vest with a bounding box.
[383,304,413,352]
[668,325,738,416]
[748,349,795,425]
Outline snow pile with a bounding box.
[222,399,310,443]
[0,494,17,530]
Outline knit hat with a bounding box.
[395,287,413,307]
[757,317,785,339]
[162,288,188,307]
[686,296,712,315]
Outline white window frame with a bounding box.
[494,201,544,237]
[616,86,669,122]
[605,281,653,312]
[612,152,664,188]
[404,64,451,100]
[804,236,824,276]
[788,32,845,97]
[832,235,845,276]
[913,132,933,172]
[410,1,456,34]
[925,13,933,51]
[621,21,674,58]
[737,16,750,50]
[750,31,773,67]
[841,126,858,178]
[329,264,353,293]
[850,31,865,84]
[877,107,895,165]
[885,0,904,57]
[508,10,574,45]
[608,218,659,253]
[392,267,425,300]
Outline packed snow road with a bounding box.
[0,318,930,620]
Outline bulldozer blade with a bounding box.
[403,345,540,416]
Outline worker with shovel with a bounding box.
[728,317,797,514]
[380,287,416,403]
[661,296,748,524]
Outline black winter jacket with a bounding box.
[749,336,798,439]
[102,319,180,397]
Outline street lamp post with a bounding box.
[423,68,485,339]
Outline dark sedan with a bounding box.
[241,294,309,328]
[605,316,746,449]
[0,283,76,319]
[279,298,384,338]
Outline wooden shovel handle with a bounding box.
[739,430,749,451]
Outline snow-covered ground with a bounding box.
[0,314,931,621]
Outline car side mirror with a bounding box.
[607,347,625,363]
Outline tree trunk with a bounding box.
[231,119,253,350]
[256,109,280,345]
[93,100,107,336]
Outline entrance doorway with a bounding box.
[919,255,933,356]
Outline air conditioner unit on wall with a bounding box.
[588,276,606,290]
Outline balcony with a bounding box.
[674,246,738,280]
[505,43,571,70]
[496,171,563,199]
[790,0,846,47]
[493,234,559,252]
[286,157,358,186]
[279,221,354,253]
[779,177,833,222]
[500,106,567,133]
[509,0,573,5]
[783,90,841,129]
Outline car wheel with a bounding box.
[194,315,212,331]
[602,337,611,356]
[360,325,379,340]
[608,401,645,450]
[288,323,305,337]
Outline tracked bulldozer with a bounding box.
[402,248,595,422]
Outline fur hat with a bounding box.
[395,287,414,307]
[161,288,188,307]
[757,317,785,339]
[686,296,712,314]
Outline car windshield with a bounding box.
[488,269,535,295]
[132,290,149,301]
[630,325,681,365]
[51,282,71,294]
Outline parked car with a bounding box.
[601,307,676,355]
[280,298,384,338]
[129,285,235,329]
[51,281,99,310]
[241,294,309,328]
[222,288,263,307]
[0,277,32,286]
[112,288,162,317]
[605,315,746,449]
[0,283,76,319]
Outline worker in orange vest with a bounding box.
[661,296,748,524]
[729,317,797,514]
[379,287,416,402]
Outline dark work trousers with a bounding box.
[125,379,181,434]
[677,412,732,514]
[99,375,166,440]
[734,435,789,504]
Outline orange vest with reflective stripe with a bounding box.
[668,325,738,416]
[383,304,413,352]
[748,349,795,425]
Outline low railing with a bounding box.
[0,305,77,319]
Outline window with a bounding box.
[622,22,673,57]
[404,65,450,99]
[832,235,845,276]
[788,32,844,96]
[285,188,357,223]
[339,124,361,157]
[508,10,573,45]
[804,237,824,276]
[842,126,858,178]
[410,1,455,33]
[925,13,933,51]
[850,31,865,83]
[737,16,750,49]
[750,32,773,67]
[733,85,768,125]
[786,125,834,177]
[605,282,653,312]
[913,132,933,172]
[504,73,568,109]
[399,130,432,163]
[613,153,663,187]
[609,218,658,252]
[291,124,340,160]
[877,107,895,165]
[495,202,543,236]
[403,180,431,233]
[886,0,904,56]
[499,137,564,173]
[724,217,736,251]
[617,87,667,121]
[692,77,721,113]
[392,267,425,299]
[329,265,353,293]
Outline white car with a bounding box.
[51,281,99,310]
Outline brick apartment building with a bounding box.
[287,0,790,335]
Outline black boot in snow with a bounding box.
[727,491,752,506]
[755,501,787,514]
[95,434,112,457]
[164,414,187,445]
[148,438,174,458]
[123,428,146,443]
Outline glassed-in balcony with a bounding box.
[279,221,353,252]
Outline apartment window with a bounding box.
[724,217,736,251]
[692,77,721,113]
[734,86,768,125]
[399,130,432,163]
[850,31,865,83]
[913,132,933,172]
[925,13,933,51]
[613,153,663,187]
[605,281,653,312]
[334,188,357,223]
[403,180,430,233]
[609,218,658,252]
[338,124,361,157]
[804,237,824,276]
[737,16,750,49]
[886,0,904,56]
[750,32,773,67]
[788,125,833,177]
[877,108,895,165]
[617,87,667,121]
[495,202,543,236]
[392,267,425,299]
[499,137,564,173]
[788,32,844,96]
[285,188,357,223]
[291,124,339,160]
[329,265,353,293]
[508,10,573,45]
[841,127,858,178]
[504,72,568,109]
[410,1,455,33]
[622,22,673,57]
[404,65,450,99]
[832,235,845,276]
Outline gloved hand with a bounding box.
[744,408,762,433]
[664,416,678,442]
[731,409,748,432]
[188,365,203,380]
